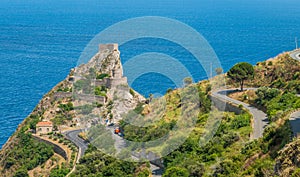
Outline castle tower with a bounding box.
[112,66,123,79]
[99,44,118,52]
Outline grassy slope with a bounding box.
[1,51,300,176]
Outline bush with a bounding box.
[163,167,189,177]
[13,168,29,177]
[268,61,273,66]
[96,73,109,80]
[167,88,173,93]
[95,86,106,96]
[238,104,243,109]
[4,157,15,169]
[255,87,281,106]
[231,114,250,129]
[49,166,70,177]
[6,132,54,172]
[214,159,239,175]
[130,88,135,96]
[137,169,150,177]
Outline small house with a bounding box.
[36,121,53,135]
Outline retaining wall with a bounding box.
[209,95,243,115]
[32,136,68,161]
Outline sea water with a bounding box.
[0,0,300,147]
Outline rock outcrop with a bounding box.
[275,139,300,176]
[73,44,145,128]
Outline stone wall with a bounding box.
[95,80,106,87]
[105,77,128,89]
[32,136,68,161]
[112,68,123,79]
[53,92,72,100]
[99,44,118,52]
[53,92,105,104]
[76,94,106,104]
[209,95,243,115]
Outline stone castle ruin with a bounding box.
[99,44,118,52]
[96,44,128,89]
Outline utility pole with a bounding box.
[295,37,298,49]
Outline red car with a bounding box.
[114,127,120,134]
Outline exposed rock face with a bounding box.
[75,44,128,90]
[0,43,145,176]
[73,44,145,127]
[275,139,300,176]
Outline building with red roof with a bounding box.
[36,121,53,135]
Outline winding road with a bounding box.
[290,111,300,137]
[106,126,164,177]
[64,88,299,176]
[288,92,300,137]
[286,51,300,137]
[289,49,300,61]
[64,128,163,176]
[212,88,269,139]
[212,87,300,139]
[63,129,88,162]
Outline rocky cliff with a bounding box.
[0,43,145,176]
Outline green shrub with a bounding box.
[96,73,109,80]
[268,61,273,66]
[163,167,189,177]
[13,168,29,177]
[130,88,135,96]
[238,104,243,109]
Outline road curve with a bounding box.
[286,53,300,137]
[212,88,269,139]
[63,129,88,162]
[290,111,300,137]
[64,127,163,176]
[289,49,300,61]
[106,126,163,177]
[289,94,300,137]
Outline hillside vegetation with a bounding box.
[232,53,300,92]
[0,50,300,177]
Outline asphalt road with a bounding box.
[64,90,299,176]
[289,93,300,137]
[106,126,163,177]
[64,129,88,162]
[64,127,163,176]
[288,52,300,137]
[212,88,269,139]
[289,49,300,61]
[290,111,300,137]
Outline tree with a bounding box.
[215,68,223,75]
[13,168,29,177]
[227,62,254,91]
[163,167,189,177]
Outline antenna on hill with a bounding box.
[295,37,298,49]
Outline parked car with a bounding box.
[114,127,120,134]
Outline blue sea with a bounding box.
[1,0,300,148]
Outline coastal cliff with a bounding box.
[0,48,300,176]
[0,44,145,177]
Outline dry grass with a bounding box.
[28,153,66,177]
[227,90,257,104]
